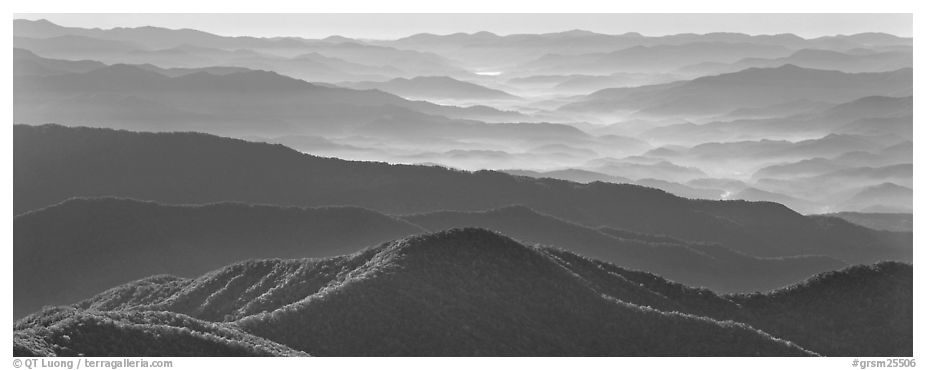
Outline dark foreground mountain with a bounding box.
[728,262,912,357]
[15,229,910,356]
[13,197,423,318]
[13,198,842,320]
[14,124,910,265]
[402,206,844,293]
[14,307,306,356]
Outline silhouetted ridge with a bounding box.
[14,124,910,266]
[233,229,814,356]
[13,196,424,318]
[730,262,912,356]
[402,205,845,293]
[168,69,317,91]
[751,261,910,297]
[383,228,530,257]
[17,228,911,356]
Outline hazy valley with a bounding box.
[11,16,913,357]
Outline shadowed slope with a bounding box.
[14,307,307,357]
[25,229,910,356]
[14,124,910,265]
[402,205,845,293]
[730,262,912,356]
[75,228,813,356]
[13,197,424,318]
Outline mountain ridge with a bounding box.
[401,205,845,293]
[13,196,425,318]
[16,228,911,356]
[562,65,912,117]
[15,124,910,266]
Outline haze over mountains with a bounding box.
[12,17,913,357]
[15,125,911,265]
[341,76,521,102]
[13,19,911,217]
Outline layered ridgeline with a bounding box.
[341,76,521,101]
[402,206,844,293]
[14,308,307,357]
[13,198,423,318]
[15,124,911,265]
[12,19,473,82]
[824,212,913,232]
[560,65,912,118]
[12,61,533,137]
[13,19,911,77]
[15,198,844,319]
[15,229,911,356]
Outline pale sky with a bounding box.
[15,14,913,40]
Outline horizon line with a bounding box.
[13,16,912,41]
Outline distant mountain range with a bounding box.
[517,42,794,75]
[13,19,470,80]
[839,182,913,213]
[561,65,911,118]
[387,30,910,62]
[341,76,519,100]
[14,48,106,76]
[678,48,911,75]
[15,228,911,356]
[15,124,911,265]
[507,72,681,94]
[824,212,913,232]
[755,164,912,210]
[586,158,708,183]
[10,17,915,358]
[15,19,910,75]
[643,95,911,144]
[505,169,728,201]
[730,187,820,214]
[14,60,533,137]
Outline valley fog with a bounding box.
[15,20,910,214]
[11,14,914,359]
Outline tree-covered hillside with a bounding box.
[18,228,911,356]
